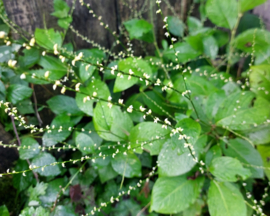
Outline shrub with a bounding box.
[0,0,270,215]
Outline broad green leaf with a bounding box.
[257,144,270,180]
[112,199,142,216]
[20,207,49,216]
[114,58,152,92]
[79,62,96,83]
[209,157,251,182]
[239,0,267,12]
[32,153,61,177]
[237,13,261,34]
[205,145,222,167]
[83,122,103,146]
[203,36,218,59]
[205,0,238,29]
[208,181,247,216]
[124,19,153,43]
[39,178,67,204]
[19,48,40,68]
[215,91,255,122]
[233,29,270,54]
[7,84,32,104]
[111,150,141,178]
[98,163,118,183]
[150,176,204,214]
[17,99,35,115]
[213,29,229,47]
[167,16,185,37]
[255,45,270,65]
[13,160,33,192]
[47,95,83,116]
[80,167,97,186]
[142,90,174,116]
[187,16,202,35]
[129,122,170,155]
[58,16,72,29]
[78,49,105,63]
[182,199,204,216]
[51,206,76,216]
[216,97,270,131]
[42,114,73,146]
[51,0,70,18]
[158,118,201,177]
[0,205,9,216]
[38,55,67,71]
[163,42,201,63]
[221,138,263,178]
[75,132,95,155]
[93,102,133,141]
[250,65,270,101]
[27,182,48,202]
[19,137,40,160]
[242,124,270,145]
[35,28,62,50]
[76,78,110,116]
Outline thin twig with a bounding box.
[136,202,151,216]
[10,115,39,183]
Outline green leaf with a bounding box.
[75,132,95,155]
[17,99,35,115]
[208,181,247,216]
[221,138,263,178]
[32,153,61,177]
[187,17,202,35]
[76,78,110,116]
[98,163,118,183]
[167,16,185,37]
[129,122,170,155]
[0,205,9,216]
[80,167,97,186]
[27,182,48,202]
[19,137,40,160]
[250,65,270,101]
[58,16,72,29]
[124,19,153,43]
[203,36,218,59]
[20,207,49,216]
[163,42,201,63]
[47,95,83,116]
[51,206,76,216]
[182,199,204,216]
[7,84,32,104]
[205,0,238,29]
[239,0,267,12]
[242,124,270,145]
[79,62,96,83]
[213,29,229,47]
[111,150,141,178]
[51,0,70,18]
[114,58,152,92]
[150,176,204,214]
[19,48,40,68]
[112,199,142,216]
[35,28,62,50]
[39,178,67,204]
[13,160,33,192]
[257,144,270,180]
[209,157,251,182]
[216,97,270,131]
[205,145,222,167]
[42,114,73,146]
[233,29,270,54]
[93,101,133,141]
[158,118,201,177]
[215,91,255,122]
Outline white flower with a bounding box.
[127,105,133,113]
[165,32,169,37]
[29,38,35,46]
[75,83,81,91]
[20,73,26,79]
[139,106,146,112]
[156,9,161,13]
[61,86,66,94]
[0,31,6,39]
[118,99,124,104]
[8,60,17,68]
[44,71,50,78]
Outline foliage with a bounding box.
[0,0,270,215]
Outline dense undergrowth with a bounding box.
[0,0,270,215]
